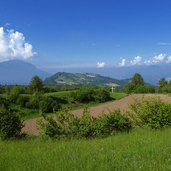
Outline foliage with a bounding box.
[38,108,132,138]
[26,93,43,109]
[8,86,23,103]
[132,73,144,86]
[129,97,171,129]
[125,73,155,94]
[39,96,61,113]
[70,88,111,103]
[157,78,171,93]
[133,85,155,93]
[16,95,30,108]
[29,76,44,93]
[0,106,23,139]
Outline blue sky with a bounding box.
[0,0,171,72]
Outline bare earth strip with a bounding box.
[22,94,171,136]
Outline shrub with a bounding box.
[0,97,10,109]
[71,88,111,104]
[0,107,23,139]
[8,86,22,103]
[134,85,155,94]
[129,98,171,129]
[38,108,132,139]
[104,110,133,133]
[26,93,43,109]
[39,97,61,113]
[16,95,30,108]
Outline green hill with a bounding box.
[44,72,129,87]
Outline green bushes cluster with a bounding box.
[129,98,171,129]
[0,105,23,139]
[38,109,132,139]
[70,88,111,103]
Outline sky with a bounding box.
[0,0,171,72]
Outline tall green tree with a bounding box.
[132,73,144,86]
[158,78,167,88]
[29,76,44,93]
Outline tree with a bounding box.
[132,73,144,86]
[29,76,44,93]
[158,78,167,88]
[124,73,155,94]
[125,82,135,94]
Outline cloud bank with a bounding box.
[118,53,171,67]
[0,27,36,62]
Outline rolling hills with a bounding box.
[44,72,129,86]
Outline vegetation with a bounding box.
[1,74,171,170]
[29,76,44,93]
[157,78,171,93]
[0,128,171,170]
[129,97,171,129]
[125,73,155,94]
[0,104,23,139]
[39,109,132,138]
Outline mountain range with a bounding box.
[0,60,171,85]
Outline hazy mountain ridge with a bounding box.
[0,60,49,85]
[44,72,129,86]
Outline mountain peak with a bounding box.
[0,60,49,85]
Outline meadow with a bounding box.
[0,128,171,171]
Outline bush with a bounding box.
[129,98,171,129]
[38,108,132,139]
[71,88,111,104]
[0,107,23,139]
[16,95,30,108]
[26,93,43,109]
[134,85,155,94]
[39,97,61,113]
[0,97,10,109]
[8,86,23,103]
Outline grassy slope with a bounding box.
[0,128,171,171]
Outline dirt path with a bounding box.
[22,94,171,136]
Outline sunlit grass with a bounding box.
[0,128,171,171]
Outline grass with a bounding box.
[0,128,171,171]
[110,92,128,100]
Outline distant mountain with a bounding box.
[55,64,171,85]
[0,60,49,85]
[44,72,129,87]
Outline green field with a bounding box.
[110,92,127,100]
[0,128,171,171]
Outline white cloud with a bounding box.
[130,56,142,65]
[152,53,166,63]
[117,53,171,67]
[166,56,171,63]
[0,27,36,62]
[97,62,105,68]
[118,58,126,67]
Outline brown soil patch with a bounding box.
[22,94,171,136]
